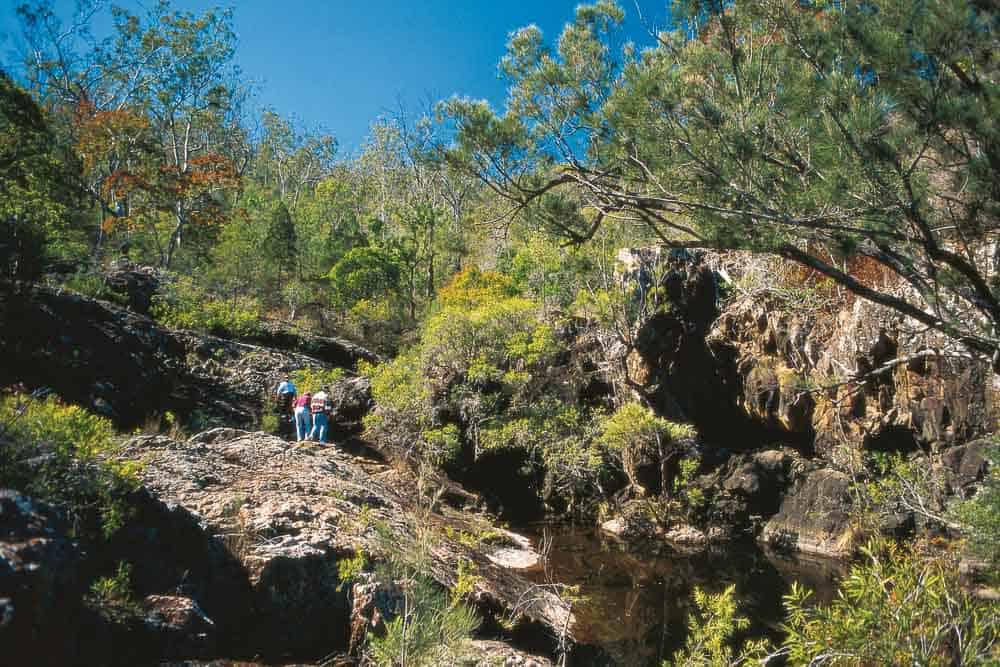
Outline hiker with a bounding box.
[274,374,297,439]
[293,391,312,441]
[276,374,297,402]
[308,385,332,444]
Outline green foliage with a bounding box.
[328,246,402,309]
[290,367,346,394]
[0,70,83,279]
[86,561,142,622]
[950,443,1000,583]
[665,584,771,667]
[599,402,697,498]
[0,393,138,537]
[598,402,695,454]
[367,576,480,667]
[446,0,1000,363]
[783,539,998,666]
[365,487,481,667]
[151,276,263,338]
[337,549,368,591]
[260,413,279,434]
[62,270,127,306]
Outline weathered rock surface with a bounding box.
[142,594,217,659]
[120,429,575,660]
[713,285,998,465]
[0,280,375,432]
[0,491,83,666]
[759,468,857,558]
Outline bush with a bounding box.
[87,561,142,622]
[598,402,697,498]
[290,366,347,394]
[665,585,770,667]
[950,442,1000,584]
[367,576,480,667]
[0,392,139,537]
[151,276,263,338]
[783,539,998,666]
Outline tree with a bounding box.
[17,0,245,267]
[0,69,82,278]
[255,110,337,212]
[444,0,1000,369]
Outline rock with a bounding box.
[0,280,375,432]
[347,576,403,656]
[465,640,554,666]
[760,469,857,559]
[485,530,543,571]
[121,430,577,658]
[0,490,83,665]
[102,260,162,315]
[142,594,216,659]
[243,320,380,368]
[941,439,991,497]
[328,376,374,425]
[662,524,708,547]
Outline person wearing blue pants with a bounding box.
[293,392,312,441]
[308,386,331,443]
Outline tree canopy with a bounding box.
[444,0,1000,367]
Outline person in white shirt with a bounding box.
[308,386,332,443]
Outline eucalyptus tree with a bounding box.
[16,0,247,267]
[443,0,1000,368]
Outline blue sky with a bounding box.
[0,1,671,154]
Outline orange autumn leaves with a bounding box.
[74,100,236,234]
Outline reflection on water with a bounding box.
[520,523,845,666]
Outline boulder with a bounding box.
[120,429,575,659]
[759,469,857,559]
[0,491,83,665]
[940,439,991,497]
[102,260,162,315]
[142,594,216,659]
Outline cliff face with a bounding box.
[612,250,995,557]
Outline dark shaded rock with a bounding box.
[760,469,856,559]
[0,490,83,666]
[143,594,216,659]
[243,320,380,368]
[0,280,182,426]
[329,376,373,425]
[0,280,376,433]
[941,439,991,497]
[102,260,162,315]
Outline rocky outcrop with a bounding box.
[759,468,857,558]
[713,288,998,466]
[0,491,84,666]
[118,429,576,660]
[102,260,162,315]
[0,280,375,431]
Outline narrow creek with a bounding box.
[514,523,845,666]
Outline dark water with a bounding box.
[519,523,845,666]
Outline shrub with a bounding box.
[290,366,347,394]
[367,576,480,667]
[151,276,263,338]
[87,561,142,622]
[783,539,998,666]
[665,584,770,667]
[598,402,697,498]
[950,442,1000,583]
[0,392,139,537]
